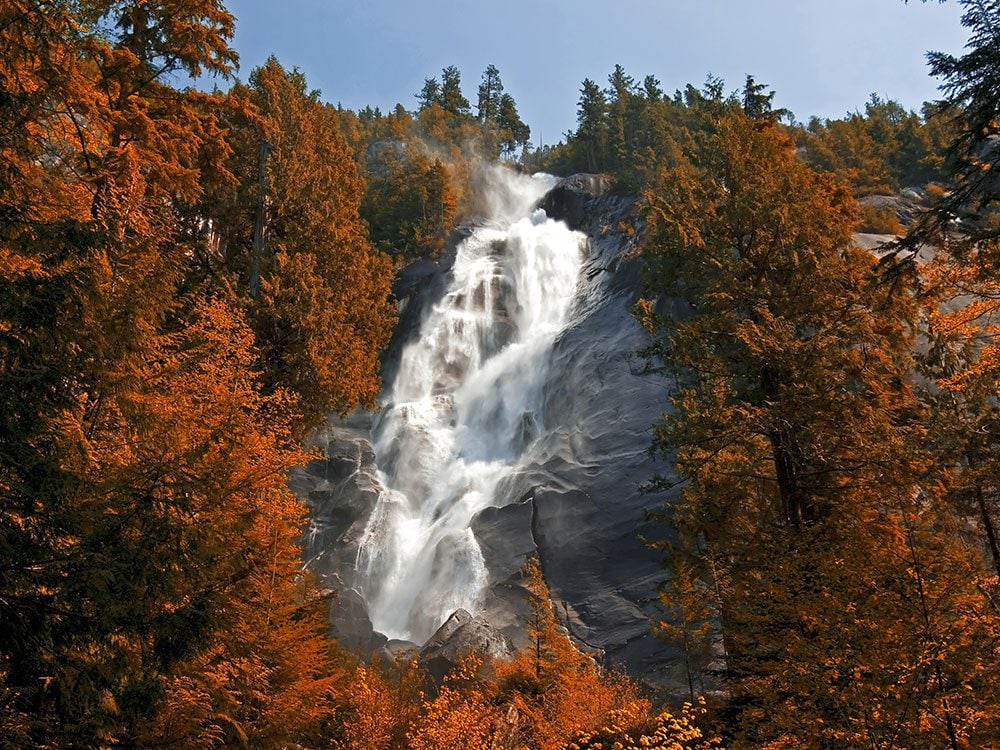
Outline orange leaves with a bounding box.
[325,559,673,750]
[219,59,395,434]
[407,659,497,750]
[638,106,1000,747]
[569,700,720,750]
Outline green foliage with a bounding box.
[477,63,503,123]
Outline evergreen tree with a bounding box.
[575,78,609,172]
[416,76,441,110]
[607,64,637,168]
[925,0,1000,223]
[221,58,395,431]
[643,74,664,102]
[0,10,393,745]
[740,74,776,119]
[477,63,503,123]
[439,65,471,116]
[497,93,531,157]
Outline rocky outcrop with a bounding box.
[291,410,383,587]
[473,185,685,688]
[859,191,923,228]
[539,174,612,230]
[418,609,515,683]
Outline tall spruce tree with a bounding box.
[575,78,609,172]
[477,63,503,123]
[439,65,471,116]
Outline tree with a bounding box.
[740,74,777,119]
[906,0,1000,585]
[0,9,391,745]
[0,2,244,741]
[797,95,951,196]
[362,146,459,256]
[641,110,1000,746]
[575,78,609,172]
[607,64,638,168]
[643,74,664,102]
[497,93,531,158]
[923,0,1000,226]
[477,63,504,123]
[209,58,395,432]
[493,557,649,749]
[440,65,471,116]
[569,701,720,750]
[416,77,441,110]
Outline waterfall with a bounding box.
[356,167,584,644]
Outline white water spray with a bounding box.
[356,167,584,643]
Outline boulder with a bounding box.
[373,638,421,665]
[418,609,515,683]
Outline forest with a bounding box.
[1,0,999,748]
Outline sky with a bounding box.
[214,0,971,147]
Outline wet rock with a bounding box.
[298,177,688,695]
[539,173,612,230]
[292,413,383,587]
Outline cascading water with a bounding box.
[356,167,584,643]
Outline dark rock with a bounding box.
[373,639,421,665]
[418,609,515,683]
[859,192,922,228]
[331,588,387,656]
[293,413,383,587]
[392,257,439,303]
[539,173,611,230]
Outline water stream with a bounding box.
[356,167,584,643]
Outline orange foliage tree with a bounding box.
[0,3,392,746]
[640,110,1000,747]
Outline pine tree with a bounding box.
[606,64,637,169]
[440,65,471,116]
[643,74,664,102]
[477,63,504,123]
[416,77,441,110]
[497,93,531,158]
[575,78,609,172]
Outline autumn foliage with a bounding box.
[0,1,388,745]
[640,108,1000,748]
[327,558,715,750]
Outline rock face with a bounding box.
[539,173,611,230]
[297,175,687,691]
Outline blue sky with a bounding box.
[216,0,970,146]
